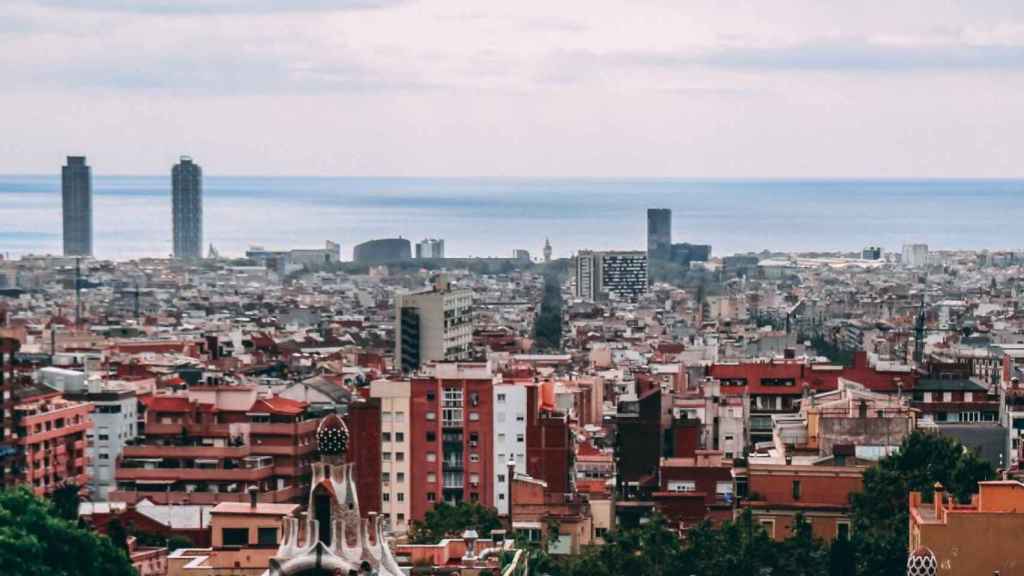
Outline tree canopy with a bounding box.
[407,502,502,545]
[850,431,995,575]
[0,487,135,576]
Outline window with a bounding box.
[470,492,479,502]
[516,413,525,422]
[99,454,110,460]
[498,474,505,482]
[715,481,733,498]
[667,481,696,493]
[426,412,436,421]
[395,452,405,462]
[759,519,775,539]
[257,527,277,547]
[426,390,436,401]
[427,431,437,442]
[394,411,405,423]
[427,492,437,502]
[497,393,507,403]
[383,493,390,502]
[469,432,479,444]
[792,480,801,501]
[397,493,405,502]
[470,453,480,463]
[383,452,392,462]
[427,452,437,462]
[427,472,437,483]
[397,473,405,483]
[498,433,506,443]
[596,528,608,539]
[395,432,405,443]
[469,412,480,421]
[382,472,390,483]
[397,513,405,523]
[382,432,392,442]
[222,528,248,547]
[516,434,524,443]
[836,522,851,541]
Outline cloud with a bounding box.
[603,35,1024,72]
[28,0,404,14]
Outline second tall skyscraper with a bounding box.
[172,156,203,259]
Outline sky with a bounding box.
[2,0,1024,177]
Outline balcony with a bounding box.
[122,445,252,459]
[115,465,274,482]
[109,483,304,505]
[249,420,319,435]
[252,443,316,457]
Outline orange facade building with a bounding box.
[910,481,1024,575]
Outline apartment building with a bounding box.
[371,379,412,532]
[409,363,495,521]
[12,388,93,495]
[67,380,138,499]
[113,385,318,505]
[395,276,473,373]
[493,381,527,515]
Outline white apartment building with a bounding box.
[67,380,138,499]
[902,243,930,268]
[492,382,527,515]
[395,275,473,373]
[371,379,411,533]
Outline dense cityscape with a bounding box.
[2,157,1023,576]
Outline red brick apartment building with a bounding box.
[12,389,92,495]
[112,385,319,505]
[409,364,495,521]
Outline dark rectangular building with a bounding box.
[172,156,203,259]
[647,208,671,261]
[62,156,92,256]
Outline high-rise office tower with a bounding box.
[647,208,671,261]
[172,156,203,259]
[62,156,93,257]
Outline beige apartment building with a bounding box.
[371,379,412,533]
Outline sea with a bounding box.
[2,176,1024,261]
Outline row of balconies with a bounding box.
[142,419,319,437]
[120,442,315,459]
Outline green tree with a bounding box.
[564,514,689,576]
[533,272,564,352]
[0,487,135,576]
[850,431,995,576]
[777,513,829,576]
[407,502,502,544]
[49,481,82,522]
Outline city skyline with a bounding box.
[3,1,1024,177]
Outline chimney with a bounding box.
[933,482,944,518]
[248,485,259,508]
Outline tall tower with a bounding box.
[543,238,552,263]
[172,156,203,259]
[647,208,671,261]
[62,156,93,257]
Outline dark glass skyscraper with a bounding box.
[647,208,671,261]
[62,156,93,257]
[172,156,203,259]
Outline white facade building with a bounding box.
[394,276,473,373]
[492,382,527,515]
[902,243,930,268]
[68,380,138,499]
